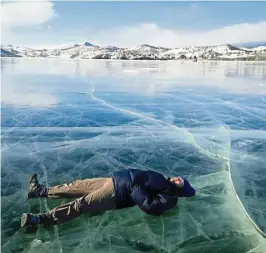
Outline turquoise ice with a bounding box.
[1,59,266,253]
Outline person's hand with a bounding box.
[169,177,184,188]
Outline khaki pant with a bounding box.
[42,178,116,225]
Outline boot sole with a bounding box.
[21,213,29,227]
[28,174,38,199]
[29,174,38,184]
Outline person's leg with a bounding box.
[28,174,111,199]
[22,178,116,226]
[48,177,111,198]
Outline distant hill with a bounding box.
[233,42,266,49]
[84,42,94,47]
[1,48,21,57]
[1,42,266,61]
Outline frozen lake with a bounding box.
[1,58,266,253]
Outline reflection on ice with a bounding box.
[2,86,56,108]
[1,58,266,253]
[1,59,266,101]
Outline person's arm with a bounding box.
[129,170,176,194]
[131,185,178,216]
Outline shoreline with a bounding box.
[1,56,266,62]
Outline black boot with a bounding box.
[21,213,42,227]
[27,174,48,199]
[21,213,58,227]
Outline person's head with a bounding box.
[170,176,195,197]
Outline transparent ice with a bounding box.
[1,59,266,253]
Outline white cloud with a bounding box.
[1,0,56,28]
[1,1,265,49]
[93,21,266,48]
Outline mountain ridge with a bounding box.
[1,42,266,61]
[233,41,266,49]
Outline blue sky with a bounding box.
[2,1,266,48]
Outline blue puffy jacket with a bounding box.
[111,169,195,216]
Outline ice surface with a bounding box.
[1,59,266,253]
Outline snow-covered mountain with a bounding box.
[233,41,266,49]
[1,48,22,57]
[1,42,266,60]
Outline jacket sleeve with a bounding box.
[131,185,178,215]
[140,170,177,194]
